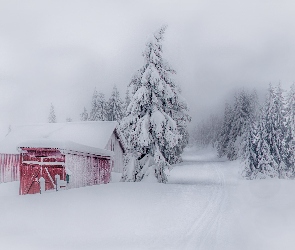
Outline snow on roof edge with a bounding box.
[17,139,114,158]
[0,121,119,155]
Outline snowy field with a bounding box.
[0,147,295,249]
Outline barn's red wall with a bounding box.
[19,148,65,195]
[19,148,112,195]
[0,154,20,183]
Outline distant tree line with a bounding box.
[80,85,129,122]
[48,85,130,123]
[192,83,295,179]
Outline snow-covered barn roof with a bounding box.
[0,121,119,155]
[18,139,114,157]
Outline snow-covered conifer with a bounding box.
[107,85,124,121]
[120,26,188,183]
[80,107,89,121]
[48,103,56,123]
[89,89,107,121]
[240,119,259,179]
[89,89,99,121]
[264,84,287,177]
[284,83,295,176]
[253,84,287,178]
[240,91,259,179]
[217,103,234,158]
[255,107,279,178]
[125,88,131,113]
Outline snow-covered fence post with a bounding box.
[55,175,60,191]
[39,177,45,194]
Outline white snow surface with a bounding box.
[0,121,118,154]
[0,147,295,249]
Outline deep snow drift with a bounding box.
[0,147,295,249]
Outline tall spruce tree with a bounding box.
[256,106,279,178]
[120,26,189,183]
[254,84,287,178]
[239,91,259,179]
[265,84,287,177]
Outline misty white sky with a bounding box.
[1,0,295,137]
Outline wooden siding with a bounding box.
[19,148,112,195]
[19,148,66,195]
[0,154,20,183]
[105,132,124,173]
[65,154,111,189]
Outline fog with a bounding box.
[1,0,295,136]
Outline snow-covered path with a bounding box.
[169,147,295,250]
[168,149,230,250]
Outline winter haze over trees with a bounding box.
[192,83,295,180]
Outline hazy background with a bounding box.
[1,0,295,137]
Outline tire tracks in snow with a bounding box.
[181,162,227,250]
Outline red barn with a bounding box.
[0,121,126,195]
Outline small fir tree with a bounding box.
[89,89,108,121]
[80,107,89,121]
[48,103,56,123]
[107,85,124,121]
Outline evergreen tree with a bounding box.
[125,88,131,113]
[120,26,188,183]
[89,89,107,121]
[97,92,108,121]
[89,88,99,121]
[264,84,287,177]
[284,83,295,176]
[240,91,259,179]
[217,103,234,158]
[240,119,259,179]
[166,89,191,164]
[107,85,124,121]
[218,90,258,161]
[227,90,253,160]
[80,107,89,121]
[256,107,279,178]
[48,103,56,123]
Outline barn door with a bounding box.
[20,164,41,195]
[42,166,65,191]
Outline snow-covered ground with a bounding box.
[0,147,295,249]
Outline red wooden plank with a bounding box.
[19,148,66,195]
